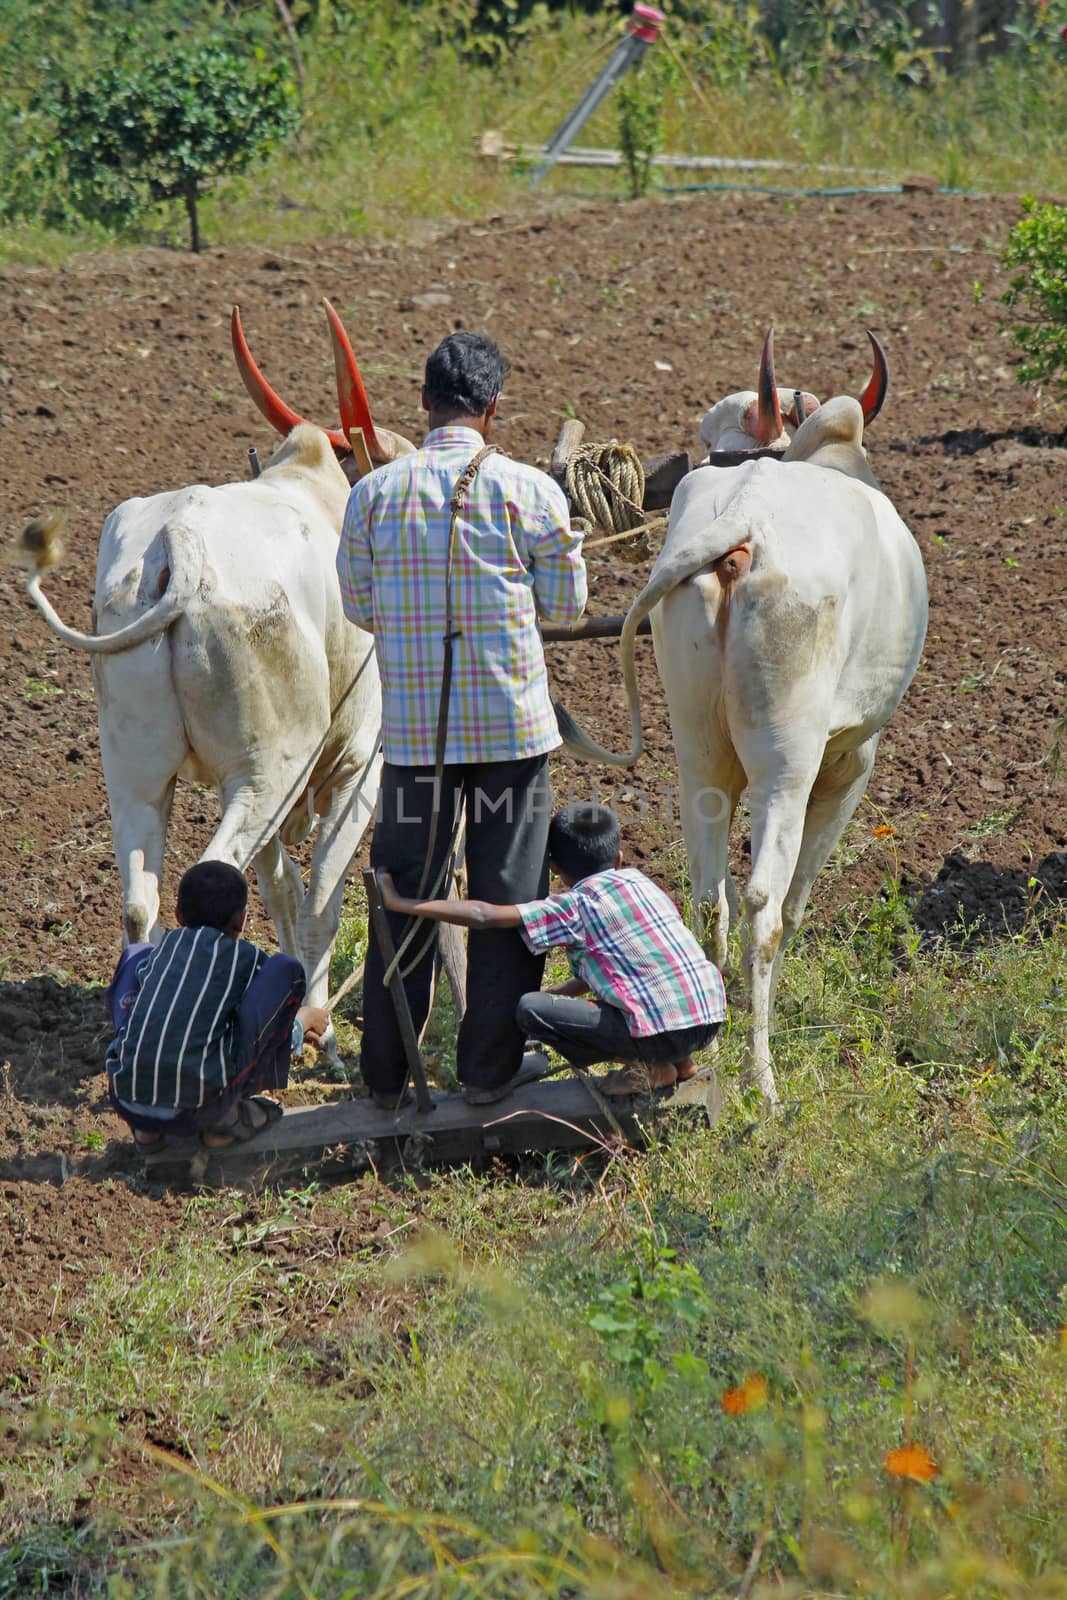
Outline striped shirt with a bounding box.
[517,868,727,1039]
[336,425,587,765]
[107,927,264,1110]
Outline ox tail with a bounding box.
[21,521,203,655]
[554,522,751,768]
[553,590,650,767]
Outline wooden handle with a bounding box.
[550,416,587,476]
[541,614,652,642]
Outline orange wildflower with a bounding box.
[721,1374,769,1415]
[884,1444,939,1482]
[872,824,895,839]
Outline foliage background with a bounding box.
[1,0,1067,258]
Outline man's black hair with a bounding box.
[423,332,508,418]
[548,803,621,883]
[177,860,248,931]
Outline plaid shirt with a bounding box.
[337,425,586,765]
[107,927,264,1110]
[517,868,727,1039]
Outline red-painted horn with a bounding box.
[323,297,383,460]
[858,328,889,424]
[754,327,783,446]
[231,305,349,451]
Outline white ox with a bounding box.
[20,301,411,1027]
[562,332,927,1105]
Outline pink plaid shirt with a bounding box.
[337,426,586,765]
[517,868,727,1038]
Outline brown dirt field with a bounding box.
[0,190,1064,1384]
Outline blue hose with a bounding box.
[654,180,973,196]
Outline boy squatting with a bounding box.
[379,802,727,1102]
[106,860,327,1149]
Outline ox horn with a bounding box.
[858,328,889,424]
[231,304,350,453]
[754,327,784,446]
[323,297,384,461]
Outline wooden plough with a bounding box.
[143,1068,722,1185]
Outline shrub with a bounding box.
[42,35,300,251]
[1000,196,1067,400]
[617,64,665,200]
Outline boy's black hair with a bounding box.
[548,803,620,882]
[177,860,248,931]
[423,332,508,417]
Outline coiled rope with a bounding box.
[563,440,667,562]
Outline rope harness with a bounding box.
[563,440,667,561]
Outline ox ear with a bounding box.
[753,327,784,446]
[369,426,415,462]
[347,427,375,480]
[341,424,416,484]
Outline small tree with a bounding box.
[49,37,300,251]
[617,54,673,202]
[1000,197,1067,402]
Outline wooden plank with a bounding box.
[541,614,652,643]
[642,449,693,509]
[142,1069,722,1179]
[551,417,586,477]
[700,446,789,467]
[361,868,433,1113]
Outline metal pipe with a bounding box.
[531,4,665,186]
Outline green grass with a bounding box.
[3,888,1066,1597]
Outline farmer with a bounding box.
[377,802,727,1097]
[106,860,328,1149]
[337,331,587,1107]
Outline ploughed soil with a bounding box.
[0,191,1064,1390]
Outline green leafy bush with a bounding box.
[41,35,300,250]
[1001,196,1067,399]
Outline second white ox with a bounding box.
[562,335,928,1104]
[22,302,411,1023]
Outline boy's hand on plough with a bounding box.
[376,870,405,912]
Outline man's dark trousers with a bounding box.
[361,754,551,1096]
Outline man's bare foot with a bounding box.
[600,1062,680,1097]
